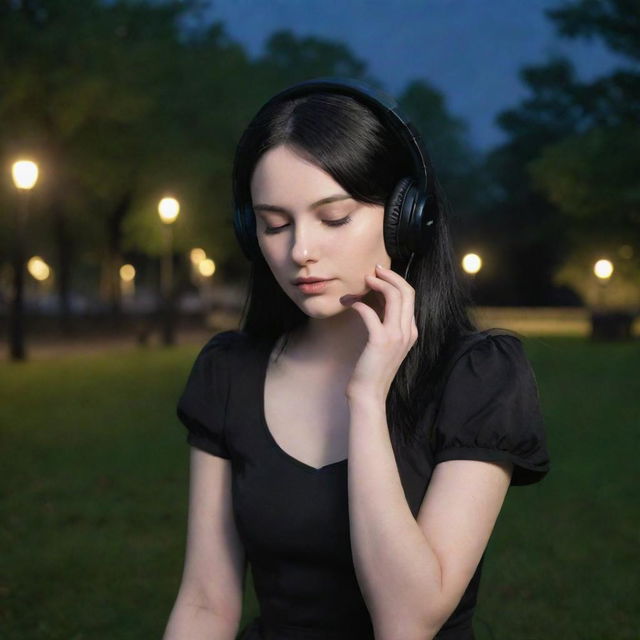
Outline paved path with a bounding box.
[0,326,221,362]
[2,307,638,362]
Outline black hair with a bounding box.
[231,88,478,450]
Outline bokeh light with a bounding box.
[190,248,206,264]
[594,259,614,280]
[119,264,136,282]
[462,253,482,275]
[158,196,180,223]
[27,256,50,281]
[198,258,215,277]
[12,159,39,190]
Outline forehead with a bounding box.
[250,145,345,204]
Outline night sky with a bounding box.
[198,0,625,151]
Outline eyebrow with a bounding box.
[253,193,353,214]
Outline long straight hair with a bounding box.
[231,89,478,450]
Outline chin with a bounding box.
[295,297,349,318]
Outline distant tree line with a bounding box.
[0,0,637,334]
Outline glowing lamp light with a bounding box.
[198,258,215,277]
[158,197,180,223]
[594,259,613,280]
[27,256,50,281]
[12,160,39,190]
[462,253,482,275]
[120,264,136,282]
[190,248,206,264]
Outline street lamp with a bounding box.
[189,247,206,285]
[119,263,136,309]
[589,257,630,340]
[198,258,215,278]
[158,196,180,345]
[462,253,482,276]
[27,256,51,281]
[8,159,39,361]
[27,256,52,312]
[593,258,614,310]
[462,252,482,295]
[197,257,216,317]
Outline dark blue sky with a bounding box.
[199,0,625,151]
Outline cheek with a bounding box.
[258,235,283,263]
[348,213,388,261]
[259,242,290,285]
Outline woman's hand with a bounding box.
[342,263,418,401]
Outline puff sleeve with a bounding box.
[432,333,550,486]
[176,332,235,459]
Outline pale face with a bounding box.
[250,144,392,318]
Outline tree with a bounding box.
[0,0,196,326]
[0,1,256,327]
[526,0,640,310]
[398,80,489,223]
[483,0,639,305]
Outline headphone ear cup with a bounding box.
[384,176,414,261]
[233,203,260,262]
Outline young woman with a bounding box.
[163,78,550,640]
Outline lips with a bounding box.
[292,277,330,285]
[295,279,333,294]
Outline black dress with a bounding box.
[176,328,550,640]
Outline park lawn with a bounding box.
[0,336,638,639]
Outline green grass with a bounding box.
[1,337,638,639]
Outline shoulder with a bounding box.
[432,328,549,485]
[442,328,533,386]
[437,328,542,415]
[200,329,249,354]
[195,329,254,364]
[196,329,274,377]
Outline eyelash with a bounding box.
[263,215,352,235]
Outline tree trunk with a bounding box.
[102,192,133,326]
[52,200,74,335]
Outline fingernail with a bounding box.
[376,263,384,270]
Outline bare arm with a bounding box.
[162,447,246,640]
[163,599,239,640]
[347,393,511,640]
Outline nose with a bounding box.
[290,220,319,265]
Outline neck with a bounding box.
[287,289,383,367]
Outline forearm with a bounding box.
[162,593,240,640]
[346,392,445,640]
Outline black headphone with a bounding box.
[232,76,435,278]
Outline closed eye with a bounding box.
[263,215,352,235]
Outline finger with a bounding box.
[372,266,413,336]
[350,300,383,337]
[365,274,402,330]
[375,264,415,294]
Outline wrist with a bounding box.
[346,384,387,407]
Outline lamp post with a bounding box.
[189,247,206,286]
[189,247,207,313]
[198,257,216,319]
[593,258,614,310]
[27,256,52,311]
[9,159,39,361]
[590,258,628,340]
[119,263,136,311]
[158,196,180,345]
[462,252,482,283]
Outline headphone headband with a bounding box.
[251,76,429,193]
[233,76,435,265]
